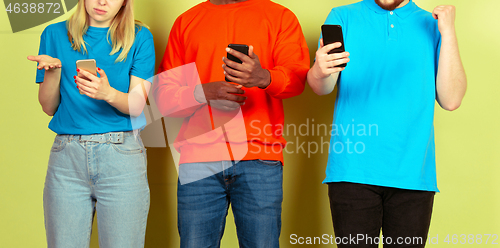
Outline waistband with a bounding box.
[57,130,137,144]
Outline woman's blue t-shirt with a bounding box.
[36,21,155,135]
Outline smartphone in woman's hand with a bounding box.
[76,59,97,94]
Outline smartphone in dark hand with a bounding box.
[321,25,347,67]
[225,44,249,82]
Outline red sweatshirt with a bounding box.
[153,0,310,164]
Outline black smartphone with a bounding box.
[321,24,347,67]
[225,44,249,82]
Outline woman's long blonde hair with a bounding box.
[66,0,144,63]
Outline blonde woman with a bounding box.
[27,0,155,247]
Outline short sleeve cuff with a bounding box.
[131,72,155,83]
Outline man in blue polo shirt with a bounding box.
[308,0,466,247]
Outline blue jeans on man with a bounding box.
[177,160,283,248]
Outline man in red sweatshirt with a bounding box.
[153,0,309,247]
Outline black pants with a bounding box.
[328,182,435,248]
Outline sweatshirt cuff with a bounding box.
[183,84,205,109]
[264,69,286,96]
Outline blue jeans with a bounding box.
[43,131,150,248]
[177,160,283,248]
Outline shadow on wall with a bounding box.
[144,148,179,247]
[281,91,338,247]
[279,37,339,247]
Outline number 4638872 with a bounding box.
[443,234,498,245]
[5,3,61,14]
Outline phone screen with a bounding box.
[321,25,347,67]
[225,44,249,82]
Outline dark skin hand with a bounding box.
[222,45,271,89]
[194,81,247,111]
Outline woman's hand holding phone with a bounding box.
[75,67,115,102]
[27,55,62,71]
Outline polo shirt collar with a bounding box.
[363,0,417,19]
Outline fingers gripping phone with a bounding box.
[321,25,347,67]
[225,44,249,82]
[76,59,97,94]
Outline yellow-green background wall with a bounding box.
[1,0,498,247]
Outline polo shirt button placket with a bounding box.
[389,11,394,29]
[388,11,396,40]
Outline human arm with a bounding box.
[307,40,350,95]
[193,81,246,111]
[222,9,309,99]
[75,27,156,117]
[433,5,467,111]
[75,68,150,117]
[152,17,205,117]
[153,15,247,116]
[27,55,61,116]
[154,62,246,116]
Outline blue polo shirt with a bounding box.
[36,21,155,135]
[322,0,441,191]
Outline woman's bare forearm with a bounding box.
[38,69,61,116]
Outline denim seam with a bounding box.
[110,143,144,155]
[50,138,66,152]
[256,159,281,166]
